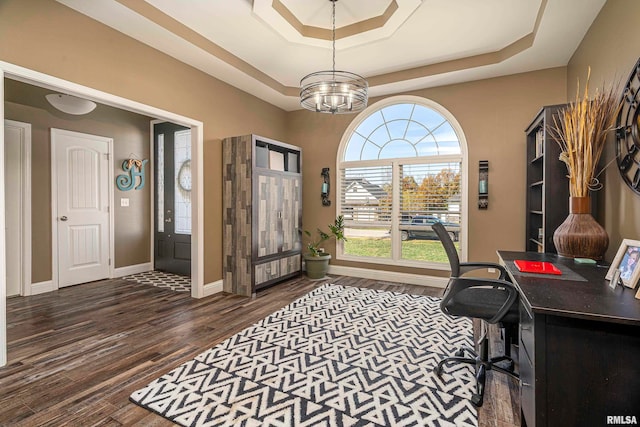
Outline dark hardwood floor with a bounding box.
[0,275,520,426]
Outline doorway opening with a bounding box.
[1,61,206,366]
[1,63,204,297]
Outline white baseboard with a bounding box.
[327,265,448,289]
[31,280,55,295]
[203,279,223,297]
[113,262,152,278]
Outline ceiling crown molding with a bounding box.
[270,0,398,41]
[253,0,421,49]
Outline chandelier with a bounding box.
[300,0,368,114]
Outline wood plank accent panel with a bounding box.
[256,173,279,258]
[281,175,301,252]
[222,135,253,296]
[0,276,518,426]
[223,134,302,296]
[255,259,280,285]
[280,253,301,277]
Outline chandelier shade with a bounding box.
[300,70,368,114]
[299,0,368,114]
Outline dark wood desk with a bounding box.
[497,251,640,427]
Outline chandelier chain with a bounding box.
[332,0,336,75]
[299,0,368,114]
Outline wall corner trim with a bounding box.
[30,280,55,295]
[203,280,224,297]
[113,263,152,278]
[328,265,448,288]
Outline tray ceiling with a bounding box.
[55,0,606,111]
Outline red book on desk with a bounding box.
[514,260,562,275]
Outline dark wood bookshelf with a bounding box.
[524,105,569,254]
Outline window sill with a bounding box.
[337,253,452,271]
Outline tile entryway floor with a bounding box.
[124,270,191,292]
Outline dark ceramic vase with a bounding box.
[553,196,608,260]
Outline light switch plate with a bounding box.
[121,198,129,207]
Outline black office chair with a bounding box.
[431,222,519,407]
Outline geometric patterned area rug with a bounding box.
[124,270,191,292]
[130,284,477,426]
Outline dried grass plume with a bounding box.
[550,67,621,197]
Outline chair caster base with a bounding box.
[434,365,443,377]
[471,393,483,407]
[435,344,518,408]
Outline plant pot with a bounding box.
[304,253,331,279]
[553,196,608,260]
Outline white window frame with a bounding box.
[336,95,468,269]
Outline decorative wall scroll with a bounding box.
[116,158,148,191]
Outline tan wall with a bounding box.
[0,0,288,283]
[5,97,151,282]
[568,0,640,260]
[8,0,623,283]
[287,68,567,275]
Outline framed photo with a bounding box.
[606,239,640,288]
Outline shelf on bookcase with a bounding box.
[529,238,543,246]
[530,154,544,163]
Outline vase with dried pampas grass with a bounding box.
[549,68,621,260]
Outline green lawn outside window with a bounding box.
[344,237,460,263]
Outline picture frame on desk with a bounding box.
[609,269,621,289]
[606,239,640,289]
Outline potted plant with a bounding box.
[303,215,347,279]
[549,67,621,259]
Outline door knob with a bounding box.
[165,217,172,223]
[60,216,68,222]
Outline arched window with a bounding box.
[337,96,467,268]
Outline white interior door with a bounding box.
[4,120,30,296]
[52,129,111,288]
